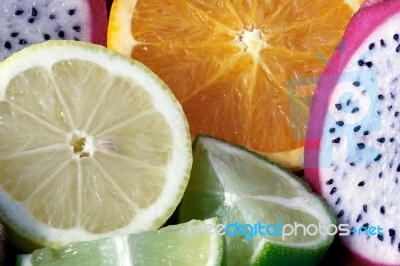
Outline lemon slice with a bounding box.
[0,40,192,251]
[179,136,335,265]
[17,218,223,266]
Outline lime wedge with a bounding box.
[17,218,223,266]
[179,136,335,265]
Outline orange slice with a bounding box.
[108,0,362,169]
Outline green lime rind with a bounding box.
[17,218,223,266]
[251,240,332,266]
[179,135,336,266]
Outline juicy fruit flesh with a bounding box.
[179,136,334,265]
[23,219,222,266]
[0,0,91,61]
[0,41,193,253]
[0,60,171,233]
[125,0,354,153]
[316,12,400,265]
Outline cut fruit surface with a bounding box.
[304,1,400,265]
[17,218,223,266]
[179,136,335,266]
[0,0,108,61]
[108,0,363,168]
[0,41,192,251]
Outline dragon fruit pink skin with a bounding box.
[88,0,108,45]
[0,0,108,61]
[305,1,400,265]
[360,0,387,8]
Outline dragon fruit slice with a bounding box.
[305,1,400,265]
[0,0,107,61]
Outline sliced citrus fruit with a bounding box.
[107,0,363,169]
[17,218,223,266]
[179,135,335,265]
[0,40,192,251]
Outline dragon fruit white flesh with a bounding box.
[305,1,400,265]
[0,0,108,61]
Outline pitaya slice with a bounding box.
[0,0,108,61]
[305,1,400,265]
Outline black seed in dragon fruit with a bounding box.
[0,0,108,61]
[305,0,400,265]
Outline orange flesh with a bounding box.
[130,0,353,153]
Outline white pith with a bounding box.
[320,13,400,264]
[0,41,192,246]
[115,235,132,265]
[205,218,222,266]
[235,29,266,60]
[67,130,96,158]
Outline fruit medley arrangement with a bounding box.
[1,0,399,265]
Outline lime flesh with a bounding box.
[17,218,223,266]
[179,135,335,265]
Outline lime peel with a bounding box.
[179,135,335,265]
